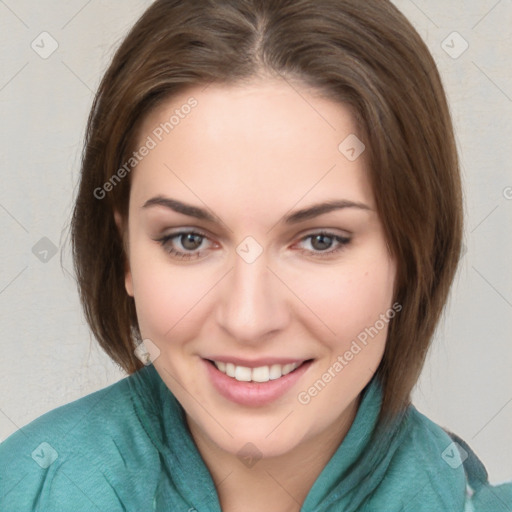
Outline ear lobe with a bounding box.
[114,210,124,233]
[114,210,134,297]
[124,267,134,297]
[124,258,134,298]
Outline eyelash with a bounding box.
[155,230,351,260]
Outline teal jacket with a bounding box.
[1,364,511,511]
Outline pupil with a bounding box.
[313,234,332,251]
[182,234,202,250]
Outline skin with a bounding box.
[116,77,397,512]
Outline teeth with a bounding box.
[226,363,236,377]
[213,361,302,382]
[269,364,282,380]
[252,366,269,382]
[282,363,295,375]
[235,366,252,382]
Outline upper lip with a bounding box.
[204,356,311,368]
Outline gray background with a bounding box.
[0,0,511,483]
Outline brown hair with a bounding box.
[70,0,463,424]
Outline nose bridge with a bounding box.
[216,246,287,342]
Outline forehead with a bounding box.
[130,79,374,219]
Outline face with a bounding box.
[120,78,397,460]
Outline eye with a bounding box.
[156,230,213,260]
[155,229,351,261]
[295,231,351,258]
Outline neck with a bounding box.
[186,396,359,512]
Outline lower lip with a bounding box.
[203,359,313,407]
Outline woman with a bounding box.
[1,0,510,510]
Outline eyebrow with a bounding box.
[142,196,372,225]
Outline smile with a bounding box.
[212,360,303,382]
[204,358,314,406]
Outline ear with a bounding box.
[114,210,134,297]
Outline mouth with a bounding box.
[205,359,313,383]
[203,357,314,406]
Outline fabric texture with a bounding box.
[0,363,510,511]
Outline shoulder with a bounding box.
[403,411,512,511]
[0,370,159,512]
[366,406,512,511]
[365,406,468,511]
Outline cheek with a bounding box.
[129,245,216,342]
[296,254,396,345]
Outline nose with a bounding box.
[215,249,290,345]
